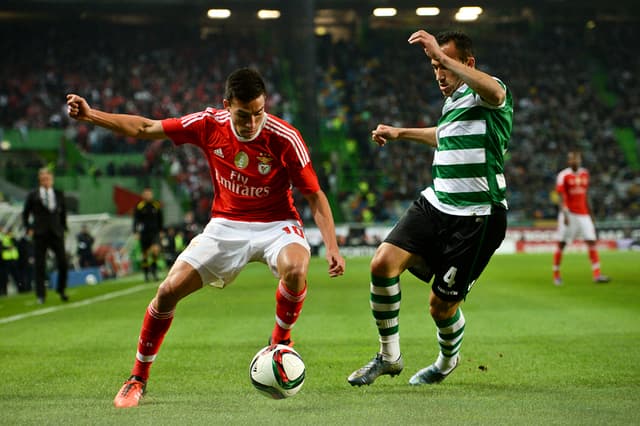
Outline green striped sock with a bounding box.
[434,308,465,371]
[370,275,401,361]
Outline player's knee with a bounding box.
[155,275,185,309]
[280,263,307,284]
[429,297,459,321]
[156,281,176,305]
[370,252,395,277]
[429,304,455,321]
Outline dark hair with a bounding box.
[224,68,267,103]
[436,30,473,62]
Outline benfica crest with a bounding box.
[257,153,273,175]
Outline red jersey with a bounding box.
[556,167,590,215]
[162,108,320,222]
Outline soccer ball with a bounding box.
[249,344,305,399]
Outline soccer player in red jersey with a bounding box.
[67,68,345,408]
[553,150,610,285]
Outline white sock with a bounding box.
[434,352,458,373]
[380,334,401,362]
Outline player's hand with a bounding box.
[371,124,399,147]
[325,249,345,278]
[408,29,442,61]
[66,94,92,121]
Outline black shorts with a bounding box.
[384,196,507,301]
[139,233,160,251]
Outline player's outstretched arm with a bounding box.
[372,124,437,147]
[303,190,345,278]
[408,29,505,107]
[66,93,166,140]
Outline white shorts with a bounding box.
[557,212,597,243]
[176,218,310,288]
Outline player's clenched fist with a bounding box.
[66,94,90,121]
[371,124,399,147]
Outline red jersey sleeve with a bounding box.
[291,164,320,195]
[267,115,320,195]
[161,109,217,147]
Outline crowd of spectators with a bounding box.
[1,19,639,227]
[316,22,640,223]
[0,20,291,223]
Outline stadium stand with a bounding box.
[316,22,640,223]
[0,15,639,228]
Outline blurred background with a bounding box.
[1,0,639,285]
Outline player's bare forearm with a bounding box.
[304,190,345,277]
[396,127,437,147]
[87,109,164,139]
[448,63,505,106]
[66,93,166,140]
[372,125,437,147]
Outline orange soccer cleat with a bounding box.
[113,375,146,408]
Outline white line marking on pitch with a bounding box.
[0,284,152,325]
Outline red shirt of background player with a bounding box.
[556,166,590,215]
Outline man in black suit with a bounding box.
[22,168,69,303]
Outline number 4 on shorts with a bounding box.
[443,266,457,288]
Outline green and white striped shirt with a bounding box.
[422,78,513,216]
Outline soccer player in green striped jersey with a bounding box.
[348,29,513,387]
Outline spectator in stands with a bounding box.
[21,168,69,303]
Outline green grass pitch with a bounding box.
[1,251,639,425]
